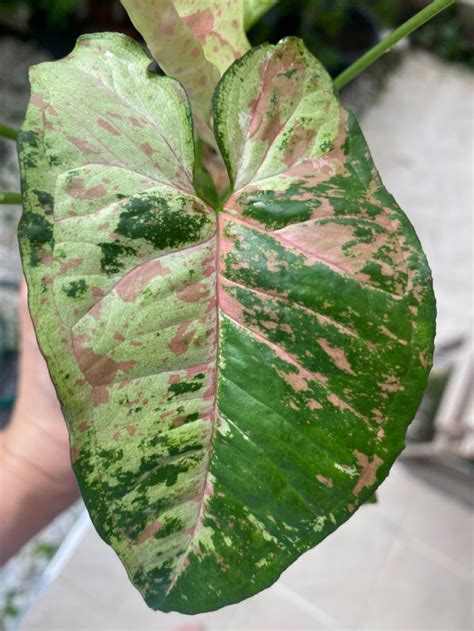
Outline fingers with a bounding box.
[17,282,60,409]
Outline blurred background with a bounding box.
[0,1,472,629]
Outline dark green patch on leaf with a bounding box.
[98,241,137,275]
[239,188,313,229]
[168,381,202,398]
[63,279,88,298]
[33,189,54,215]
[18,212,53,266]
[115,194,210,251]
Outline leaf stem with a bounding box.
[0,192,22,205]
[0,122,19,141]
[244,0,279,31]
[334,0,455,91]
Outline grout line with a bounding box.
[274,581,342,629]
[37,510,91,589]
[18,510,91,627]
[406,535,473,582]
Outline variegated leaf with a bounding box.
[174,0,250,74]
[18,34,216,609]
[120,0,249,143]
[120,0,218,143]
[18,34,435,615]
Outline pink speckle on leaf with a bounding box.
[169,322,196,356]
[115,259,171,303]
[281,369,310,392]
[352,451,383,496]
[140,142,154,156]
[67,136,100,154]
[317,338,356,375]
[316,474,334,488]
[59,257,82,273]
[177,282,210,303]
[73,334,136,385]
[97,118,121,136]
[137,519,164,544]
[327,393,355,413]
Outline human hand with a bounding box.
[0,283,79,565]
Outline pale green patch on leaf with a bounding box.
[18,33,435,615]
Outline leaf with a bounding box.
[243,0,279,30]
[120,0,217,144]
[18,34,217,602]
[174,0,250,74]
[120,0,249,143]
[18,35,435,615]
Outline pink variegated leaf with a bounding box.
[121,0,219,143]
[121,0,249,143]
[18,34,435,614]
[175,0,250,74]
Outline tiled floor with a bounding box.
[20,463,473,630]
[16,47,474,631]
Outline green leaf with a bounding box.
[120,0,250,143]
[18,35,435,615]
[203,39,434,614]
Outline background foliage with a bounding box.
[0,0,473,70]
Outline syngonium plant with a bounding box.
[4,0,454,616]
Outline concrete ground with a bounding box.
[14,49,474,631]
[20,462,472,631]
